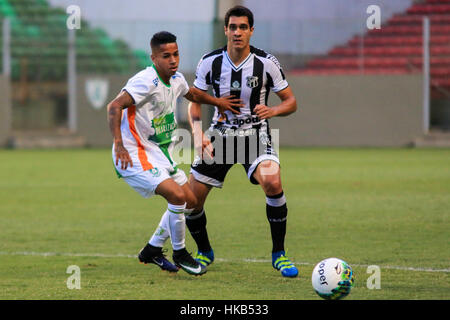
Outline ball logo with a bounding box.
[318,262,328,285]
[334,262,342,275]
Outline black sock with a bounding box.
[185,210,212,252]
[172,247,188,257]
[266,191,288,253]
[141,243,161,257]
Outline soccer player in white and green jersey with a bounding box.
[107,31,242,276]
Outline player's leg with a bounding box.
[180,178,198,211]
[185,175,215,266]
[123,171,179,273]
[154,174,206,275]
[125,170,205,275]
[187,158,232,266]
[252,160,285,252]
[251,160,298,278]
[154,178,188,251]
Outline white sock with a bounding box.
[266,193,287,207]
[148,210,170,248]
[167,203,187,251]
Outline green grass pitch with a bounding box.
[0,148,448,299]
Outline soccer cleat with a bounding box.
[138,244,179,273]
[194,249,215,267]
[272,250,299,278]
[173,249,207,276]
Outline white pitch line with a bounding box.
[239,258,450,273]
[1,251,449,273]
[0,251,137,259]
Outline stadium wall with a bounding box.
[0,76,11,146]
[269,74,423,147]
[77,74,129,147]
[74,73,423,148]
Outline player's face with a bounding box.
[151,42,180,78]
[225,16,254,51]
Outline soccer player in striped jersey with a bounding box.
[107,31,242,276]
[186,6,299,278]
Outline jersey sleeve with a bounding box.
[122,72,151,105]
[266,54,289,93]
[177,72,190,97]
[193,57,211,91]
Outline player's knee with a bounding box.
[188,194,206,212]
[169,188,186,205]
[262,178,282,196]
[190,198,205,212]
[185,193,198,210]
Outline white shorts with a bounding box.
[123,167,188,198]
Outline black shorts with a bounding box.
[190,126,280,188]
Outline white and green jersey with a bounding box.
[113,65,189,177]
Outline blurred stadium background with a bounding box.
[0,0,449,301]
[0,0,449,148]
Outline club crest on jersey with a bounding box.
[259,132,272,147]
[192,156,201,167]
[149,168,161,177]
[153,77,159,87]
[246,76,259,88]
[231,80,241,91]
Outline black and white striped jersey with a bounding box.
[193,46,289,130]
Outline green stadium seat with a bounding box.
[0,0,16,17]
[2,0,145,80]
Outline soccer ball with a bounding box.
[311,258,355,300]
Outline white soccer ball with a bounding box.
[311,257,355,300]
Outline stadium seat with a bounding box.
[427,0,450,4]
[330,46,450,57]
[348,35,450,47]
[389,14,450,25]
[367,24,450,36]
[0,0,147,80]
[408,4,450,14]
[295,0,450,94]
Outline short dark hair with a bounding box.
[224,5,254,28]
[150,31,177,50]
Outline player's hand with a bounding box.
[194,131,213,160]
[216,95,244,116]
[254,104,276,120]
[201,135,214,160]
[115,142,133,170]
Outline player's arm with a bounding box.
[184,87,242,115]
[187,55,241,115]
[188,101,213,159]
[254,86,297,120]
[107,90,134,170]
